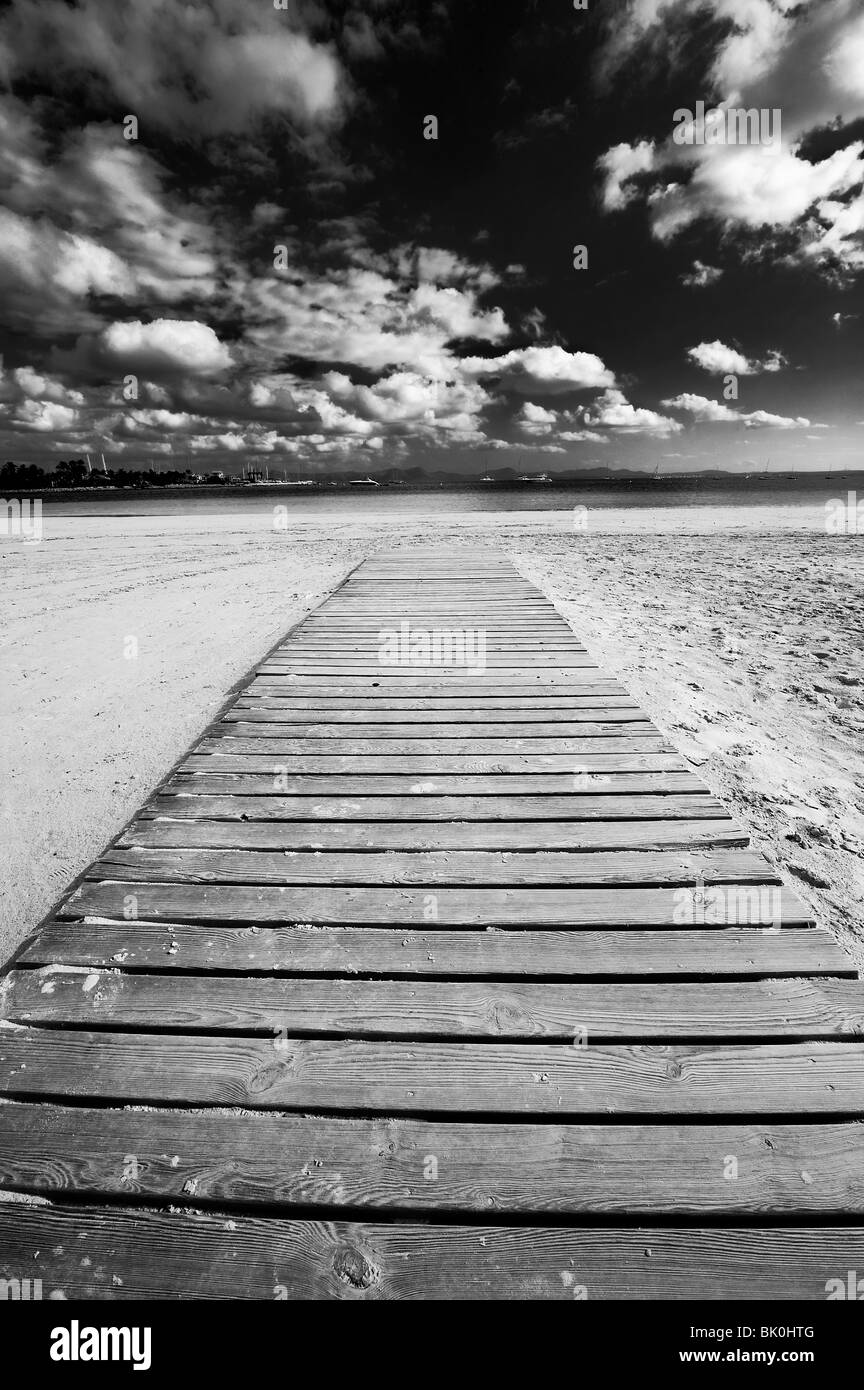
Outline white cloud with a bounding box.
[681,260,723,287]
[77,319,233,378]
[663,392,739,422]
[741,409,812,430]
[10,398,78,431]
[517,401,557,435]
[664,392,813,429]
[244,256,509,379]
[11,366,83,405]
[324,370,490,431]
[122,409,198,433]
[558,430,610,443]
[580,388,683,438]
[687,340,787,375]
[0,0,347,138]
[0,104,219,334]
[409,283,508,342]
[0,205,134,334]
[460,345,616,395]
[595,1,864,273]
[649,143,864,250]
[598,140,656,211]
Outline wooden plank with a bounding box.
[0,1029,858,1111]
[120,818,750,851]
[146,792,731,819]
[59,882,812,926]
[288,639,587,648]
[290,635,584,644]
[84,847,775,887]
[160,773,707,795]
[3,1104,862,1214]
[260,659,599,670]
[21,923,848,977]
[297,625,579,634]
[7,971,864,1040]
[169,767,705,789]
[252,676,617,689]
[183,738,674,760]
[5,1207,864,1300]
[232,698,640,712]
[313,598,558,605]
[246,681,630,697]
[195,731,663,752]
[211,718,654,736]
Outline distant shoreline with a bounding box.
[8,471,864,501]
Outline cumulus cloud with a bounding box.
[687,340,787,375]
[67,319,234,379]
[580,388,683,438]
[681,260,723,288]
[740,409,813,430]
[558,430,610,444]
[9,398,79,432]
[662,393,740,423]
[460,346,616,395]
[243,251,510,379]
[517,402,557,435]
[598,140,657,211]
[595,0,864,274]
[11,366,83,405]
[663,392,813,428]
[0,0,347,138]
[0,104,219,335]
[324,370,490,433]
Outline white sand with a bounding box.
[0,516,368,959]
[2,503,862,966]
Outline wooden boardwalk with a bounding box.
[2,547,863,1299]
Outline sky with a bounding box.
[0,0,863,477]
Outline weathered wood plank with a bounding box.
[160,772,707,795]
[146,792,731,820]
[6,971,863,1039]
[183,739,676,762]
[231,698,640,713]
[171,762,695,782]
[20,922,847,977]
[3,1206,864,1299]
[84,847,775,887]
[3,1105,861,1214]
[59,882,811,926]
[0,1030,858,1111]
[209,720,655,738]
[252,675,618,690]
[260,659,599,671]
[288,640,587,650]
[118,817,749,851]
[296,626,579,636]
[246,680,630,697]
[193,734,666,757]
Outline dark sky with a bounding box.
[0,0,863,475]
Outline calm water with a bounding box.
[35,476,864,520]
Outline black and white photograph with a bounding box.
[1,0,864,1333]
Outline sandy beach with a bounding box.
[2,498,863,968]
